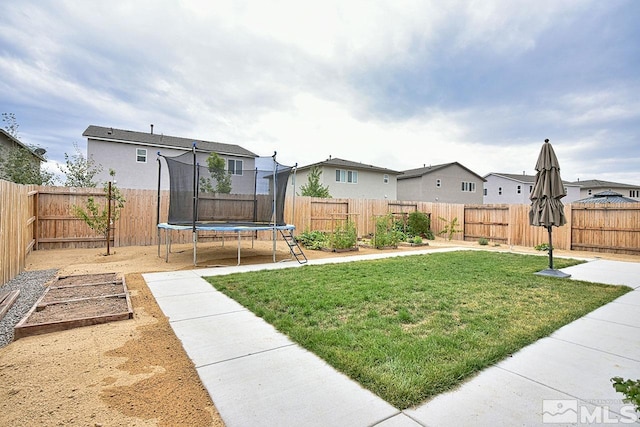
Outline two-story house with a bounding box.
[570,179,640,202]
[83,125,258,190]
[292,157,400,199]
[484,173,581,204]
[397,162,485,204]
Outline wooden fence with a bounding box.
[2,181,639,285]
[0,180,36,286]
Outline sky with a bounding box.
[1,0,639,185]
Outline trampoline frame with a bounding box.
[157,222,295,265]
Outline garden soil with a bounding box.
[1,239,637,426]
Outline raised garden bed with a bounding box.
[14,273,133,340]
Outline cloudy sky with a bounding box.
[1,1,639,184]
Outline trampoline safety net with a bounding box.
[162,151,292,226]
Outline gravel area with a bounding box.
[0,269,57,348]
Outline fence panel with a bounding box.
[464,205,509,243]
[0,180,36,286]
[571,203,640,255]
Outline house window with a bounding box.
[336,169,357,183]
[436,179,441,188]
[461,181,476,192]
[588,189,592,195]
[498,187,502,195]
[228,159,243,176]
[517,185,521,194]
[529,185,533,193]
[383,174,389,184]
[630,190,639,198]
[136,148,147,163]
[484,188,487,196]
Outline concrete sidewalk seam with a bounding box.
[194,343,298,369]
[168,308,249,324]
[549,336,640,363]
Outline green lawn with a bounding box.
[204,251,630,409]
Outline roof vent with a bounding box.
[107,127,112,135]
[150,124,154,134]
[34,148,46,156]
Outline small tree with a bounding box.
[2,112,19,137]
[201,153,232,193]
[72,169,126,255]
[60,142,103,187]
[299,166,330,198]
[1,112,56,185]
[0,145,56,185]
[438,216,462,241]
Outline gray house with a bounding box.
[570,179,640,202]
[0,128,46,182]
[292,157,400,199]
[83,125,258,190]
[397,162,485,204]
[484,173,581,204]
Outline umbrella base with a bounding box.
[535,268,571,278]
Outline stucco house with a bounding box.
[570,179,640,202]
[484,173,581,204]
[83,125,258,190]
[0,128,46,182]
[292,157,400,200]
[397,162,485,204]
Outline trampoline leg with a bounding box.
[237,231,241,266]
[165,228,170,263]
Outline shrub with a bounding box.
[372,214,401,248]
[296,230,329,250]
[412,236,423,245]
[534,243,552,251]
[611,377,640,412]
[330,220,357,250]
[407,211,431,238]
[478,238,489,245]
[438,216,462,241]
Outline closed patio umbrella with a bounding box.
[529,139,571,278]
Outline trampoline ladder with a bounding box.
[280,230,307,264]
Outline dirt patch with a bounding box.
[1,238,637,426]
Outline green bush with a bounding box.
[534,243,552,251]
[412,236,423,245]
[296,230,329,250]
[373,214,402,248]
[407,211,432,239]
[478,238,489,245]
[611,377,640,412]
[330,220,357,250]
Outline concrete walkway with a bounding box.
[143,251,640,426]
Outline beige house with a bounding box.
[397,162,485,204]
[292,157,400,199]
[570,179,640,201]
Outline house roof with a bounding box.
[570,179,639,189]
[486,172,579,187]
[399,162,486,181]
[574,190,638,204]
[0,129,46,161]
[83,125,258,158]
[297,157,400,174]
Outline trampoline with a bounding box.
[156,145,304,265]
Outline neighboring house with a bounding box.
[574,190,638,204]
[397,162,485,204]
[292,157,400,199]
[484,173,581,204]
[83,125,258,190]
[0,128,46,181]
[570,179,640,202]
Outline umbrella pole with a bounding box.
[547,226,554,270]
